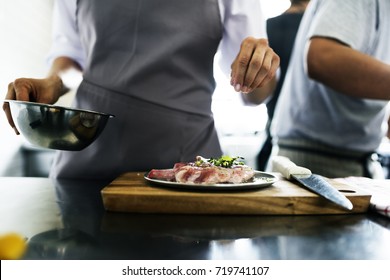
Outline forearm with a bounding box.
[47,56,83,96]
[241,76,276,106]
[307,38,390,100]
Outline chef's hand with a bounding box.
[231,37,279,95]
[2,75,64,135]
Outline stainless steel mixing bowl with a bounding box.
[6,100,114,151]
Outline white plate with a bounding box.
[144,171,277,191]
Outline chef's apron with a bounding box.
[50,0,223,180]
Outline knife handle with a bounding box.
[271,156,312,179]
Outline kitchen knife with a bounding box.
[272,156,353,210]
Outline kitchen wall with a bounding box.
[0,0,290,176]
[0,0,54,176]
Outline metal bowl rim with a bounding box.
[5,99,115,118]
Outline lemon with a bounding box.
[0,233,27,260]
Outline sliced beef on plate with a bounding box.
[148,161,255,184]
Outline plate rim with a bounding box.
[144,170,278,191]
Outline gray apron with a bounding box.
[50,0,223,180]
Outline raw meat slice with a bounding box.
[147,156,255,184]
[147,169,176,181]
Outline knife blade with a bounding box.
[272,156,353,210]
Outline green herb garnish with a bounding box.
[206,155,245,168]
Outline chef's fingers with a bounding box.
[231,37,279,93]
[12,78,37,102]
[3,78,36,135]
[3,82,20,134]
[230,37,257,92]
[2,101,19,135]
[247,48,279,91]
[231,37,268,91]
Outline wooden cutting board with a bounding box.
[101,172,371,215]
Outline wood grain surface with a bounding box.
[101,172,371,215]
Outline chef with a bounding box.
[269,0,390,178]
[3,0,279,180]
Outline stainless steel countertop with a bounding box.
[1,177,389,260]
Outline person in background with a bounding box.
[387,116,390,139]
[383,114,390,179]
[268,0,390,178]
[256,0,310,171]
[2,0,279,180]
